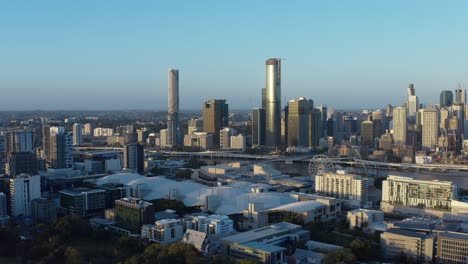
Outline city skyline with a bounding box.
[1,1,468,110]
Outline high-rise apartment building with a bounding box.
[7,152,38,176]
[422,107,439,151]
[393,107,407,146]
[49,130,73,169]
[265,58,281,148]
[287,97,314,147]
[10,174,41,217]
[72,123,83,146]
[203,99,228,147]
[167,69,179,147]
[5,130,34,162]
[310,109,322,147]
[252,108,266,146]
[315,170,369,207]
[220,128,237,149]
[123,143,144,174]
[381,175,457,211]
[83,123,93,136]
[0,193,9,228]
[440,90,454,107]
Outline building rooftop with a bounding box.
[222,222,301,244]
[384,228,428,239]
[242,241,284,253]
[437,231,468,240]
[265,200,326,213]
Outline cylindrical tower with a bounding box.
[265,58,281,148]
[167,69,179,146]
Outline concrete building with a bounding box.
[10,174,41,217]
[381,175,457,211]
[7,151,38,176]
[310,109,323,147]
[286,97,314,147]
[407,83,419,115]
[72,123,83,146]
[31,198,57,224]
[381,228,435,263]
[115,197,155,234]
[230,134,246,151]
[437,232,468,264]
[123,143,144,174]
[315,170,369,207]
[93,127,114,137]
[184,132,213,150]
[141,218,184,245]
[222,222,309,264]
[59,188,106,216]
[5,130,34,163]
[83,123,93,136]
[252,108,266,146]
[422,107,439,151]
[347,209,384,233]
[220,128,237,149]
[203,99,228,147]
[188,118,203,135]
[167,69,179,147]
[265,58,282,148]
[455,88,466,105]
[393,107,407,146]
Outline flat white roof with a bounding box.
[266,200,326,213]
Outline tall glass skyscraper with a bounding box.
[265,58,281,148]
[167,69,179,147]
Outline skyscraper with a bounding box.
[407,84,419,116]
[72,123,83,146]
[49,130,73,169]
[265,58,281,148]
[167,69,179,147]
[203,99,228,147]
[455,87,466,105]
[361,121,374,147]
[440,90,454,107]
[422,107,439,151]
[123,143,144,174]
[286,97,314,147]
[5,130,34,163]
[252,108,266,146]
[393,107,407,146]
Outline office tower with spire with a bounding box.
[167,69,179,147]
[393,107,407,146]
[455,86,466,105]
[422,107,439,151]
[440,90,454,107]
[203,99,228,148]
[407,84,419,116]
[265,58,282,148]
[72,123,83,146]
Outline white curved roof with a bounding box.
[95,173,297,215]
[265,200,326,213]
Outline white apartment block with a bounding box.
[382,175,457,210]
[189,214,234,235]
[184,132,213,150]
[219,128,237,148]
[93,128,114,137]
[315,170,368,207]
[10,174,41,217]
[141,218,184,245]
[230,134,246,151]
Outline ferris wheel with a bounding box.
[309,154,335,176]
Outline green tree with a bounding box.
[114,236,144,259]
[64,247,82,264]
[349,238,373,261]
[324,248,356,264]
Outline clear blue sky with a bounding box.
[1,1,467,110]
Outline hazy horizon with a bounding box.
[2,1,467,111]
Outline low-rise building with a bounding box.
[31,198,57,224]
[59,188,106,216]
[115,197,155,234]
[189,214,234,236]
[347,209,384,233]
[141,218,184,245]
[437,232,468,264]
[381,228,435,263]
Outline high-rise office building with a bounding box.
[72,123,83,146]
[422,107,439,151]
[316,105,328,138]
[440,90,454,107]
[167,69,179,147]
[188,118,203,135]
[252,108,266,146]
[287,97,314,147]
[265,58,281,148]
[455,87,466,105]
[123,143,144,174]
[10,174,41,217]
[261,88,266,109]
[309,109,322,147]
[7,152,38,176]
[393,107,407,146]
[361,121,374,147]
[407,84,419,115]
[203,99,228,147]
[0,193,9,228]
